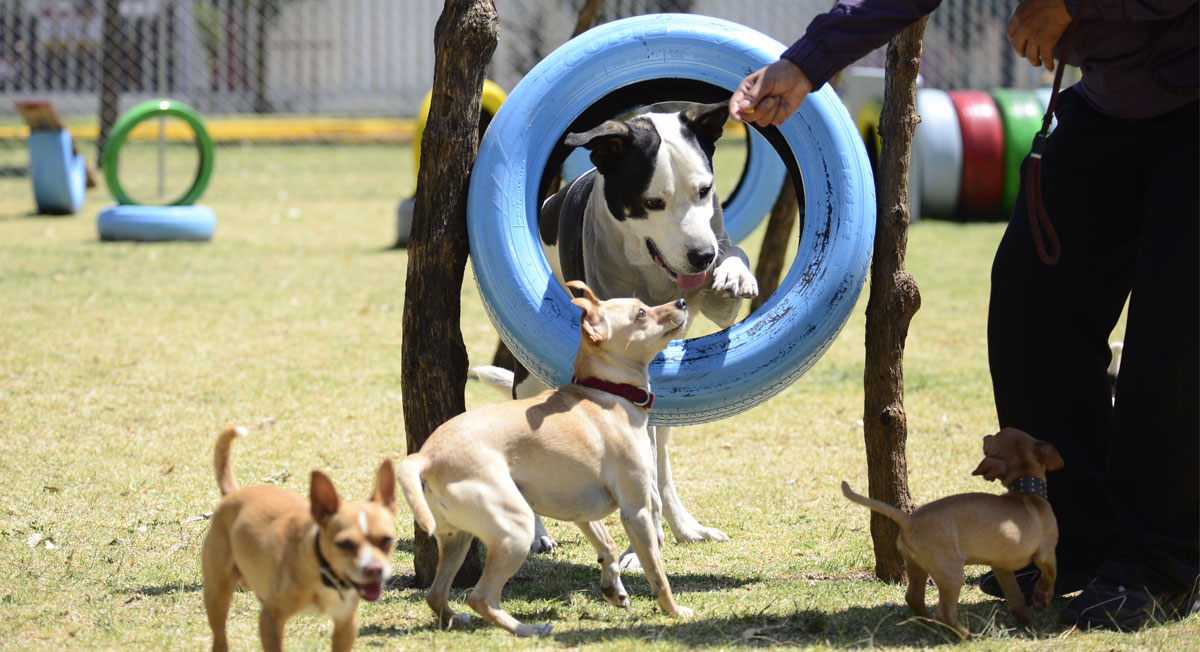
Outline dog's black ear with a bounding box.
[371,459,397,512]
[310,470,340,524]
[1035,442,1066,472]
[564,121,633,172]
[681,101,730,144]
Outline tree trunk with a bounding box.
[862,17,927,583]
[402,0,498,589]
[97,0,123,169]
[253,1,273,114]
[750,178,799,313]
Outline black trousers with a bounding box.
[988,87,1199,594]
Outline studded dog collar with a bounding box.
[1009,476,1048,500]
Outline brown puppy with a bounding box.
[202,427,397,652]
[398,281,692,636]
[842,427,1065,635]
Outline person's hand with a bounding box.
[1008,0,1072,71]
[729,59,813,127]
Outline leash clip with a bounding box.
[1029,131,1048,160]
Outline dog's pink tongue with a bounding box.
[677,271,706,291]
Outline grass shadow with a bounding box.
[118,582,203,598]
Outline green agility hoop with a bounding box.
[102,99,215,206]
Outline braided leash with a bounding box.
[1025,1,1087,266]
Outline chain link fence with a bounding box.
[1,1,1046,190]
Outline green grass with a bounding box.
[0,140,1178,652]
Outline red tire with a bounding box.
[949,90,1005,220]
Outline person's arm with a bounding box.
[731,0,941,126]
[781,0,944,92]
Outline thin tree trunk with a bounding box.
[402,0,498,589]
[862,17,926,583]
[750,178,798,313]
[97,0,123,168]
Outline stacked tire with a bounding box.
[886,87,1052,221]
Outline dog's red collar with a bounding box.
[572,375,654,410]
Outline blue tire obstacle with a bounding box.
[97,204,216,242]
[467,14,876,425]
[97,99,216,242]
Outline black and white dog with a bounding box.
[481,101,759,563]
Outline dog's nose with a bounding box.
[686,247,715,271]
[674,298,686,311]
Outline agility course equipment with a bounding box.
[15,100,95,215]
[990,88,1043,216]
[467,14,876,425]
[397,80,508,247]
[97,99,216,241]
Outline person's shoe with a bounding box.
[1060,576,1200,631]
[977,564,1090,599]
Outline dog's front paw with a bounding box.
[618,547,642,571]
[671,522,730,544]
[671,605,694,619]
[514,623,553,637]
[710,258,758,299]
[444,612,472,630]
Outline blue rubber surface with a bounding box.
[467,14,875,425]
[97,204,216,242]
[29,130,86,215]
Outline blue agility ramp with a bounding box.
[16,100,94,215]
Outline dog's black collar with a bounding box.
[572,375,654,409]
[1009,476,1048,500]
[314,530,352,598]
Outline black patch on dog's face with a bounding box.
[564,116,660,221]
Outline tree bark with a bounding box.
[402,0,498,589]
[862,17,927,583]
[750,178,799,314]
[97,0,124,169]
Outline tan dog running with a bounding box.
[201,427,397,652]
[842,427,1065,635]
[398,281,693,636]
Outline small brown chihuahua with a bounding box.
[843,427,1064,635]
[201,426,397,652]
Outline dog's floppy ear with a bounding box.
[564,121,633,172]
[371,459,397,512]
[681,101,730,144]
[972,456,1008,482]
[1035,442,1066,472]
[310,470,340,524]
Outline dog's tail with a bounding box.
[841,481,910,528]
[214,426,247,496]
[471,365,514,396]
[397,454,437,535]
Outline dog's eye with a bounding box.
[336,539,356,552]
[698,185,712,199]
[378,536,394,550]
[642,198,666,211]
[636,309,647,321]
